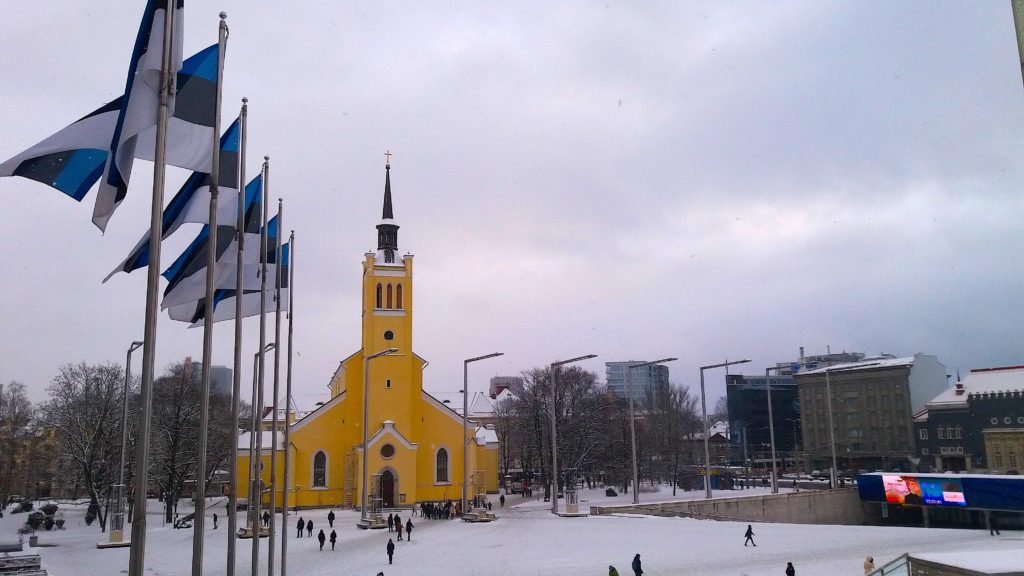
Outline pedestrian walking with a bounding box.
[864,556,875,574]
[394,514,402,541]
[262,510,270,528]
[786,561,795,576]
[329,529,337,551]
[990,515,1001,536]
[387,513,394,532]
[296,517,305,538]
[306,518,314,537]
[744,524,756,547]
[405,518,413,541]
[500,494,505,507]
[386,538,395,564]
[317,529,326,551]
[328,510,335,527]
[213,513,218,530]
[609,566,619,576]
[631,553,643,576]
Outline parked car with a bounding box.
[810,470,823,480]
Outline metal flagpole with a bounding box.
[281,230,294,576]
[129,2,177,575]
[192,14,228,576]
[226,96,247,576]
[251,157,270,576]
[268,199,283,576]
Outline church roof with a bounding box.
[237,431,284,451]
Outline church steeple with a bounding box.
[376,153,400,264]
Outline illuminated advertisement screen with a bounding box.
[920,478,966,506]
[882,475,966,507]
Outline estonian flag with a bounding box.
[94,0,186,231]
[166,241,290,326]
[0,43,221,220]
[104,118,241,282]
[160,202,273,310]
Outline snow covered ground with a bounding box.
[2,486,1021,576]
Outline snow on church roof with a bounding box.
[238,431,284,451]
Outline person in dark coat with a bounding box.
[990,515,1001,536]
[405,518,413,541]
[262,511,270,528]
[328,510,335,527]
[296,517,304,538]
[306,518,313,537]
[387,513,394,532]
[744,524,756,546]
[631,553,643,576]
[213,513,218,529]
[386,538,395,564]
[329,529,337,550]
[394,514,402,541]
[500,494,505,507]
[786,561,795,576]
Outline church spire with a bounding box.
[376,151,400,263]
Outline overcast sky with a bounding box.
[2,1,1022,410]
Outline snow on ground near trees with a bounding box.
[3,486,1022,576]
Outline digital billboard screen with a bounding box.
[882,475,966,507]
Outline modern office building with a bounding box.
[796,353,947,472]
[605,361,670,404]
[187,361,233,397]
[726,374,801,466]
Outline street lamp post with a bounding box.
[550,354,597,515]
[111,340,143,543]
[823,367,839,489]
[248,342,274,576]
[699,359,750,499]
[361,347,399,523]
[763,365,783,494]
[627,358,676,504]
[462,353,503,516]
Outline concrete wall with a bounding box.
[592,488,871,525]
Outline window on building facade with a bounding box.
[919,429,928,440]
[436,448,449,483]
[375,283,382,308]
[396,284,403,309]
[954,426,962,439]
[921,448,929,455]
[386,284,393,308]
[938,428,946,439]
[1010,453,1019,468]
[313,451,327,487]
[994,453,1003,467]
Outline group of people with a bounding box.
[295,512,340,551]
[418,500,459,520]
[385,512,415,565]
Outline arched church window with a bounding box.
[375,284,382,309]
[313,451,327,487]
[387,284,393,309]
[436,448,449,483]
[396,284,403,309]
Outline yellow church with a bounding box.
[236,160,499,515]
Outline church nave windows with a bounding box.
[386,284,393,308]
[375,283,404,310]
[313,451,327,488]
[435,448,449,483]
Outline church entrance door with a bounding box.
[382,470,395,508]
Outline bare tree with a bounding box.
[43,363,125,530]
[0,382,34,505]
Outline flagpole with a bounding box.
[191,13,227,576]
[226,96,247,576]
[129,2,177,575]
[251,157,270,576]
[268,198,283,576]
[281,230,294,576]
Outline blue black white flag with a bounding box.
[1,43,222,222]
[166,241,290,326]
[161,209,274,309]
[104,118,241,282]
[94,0,186,231]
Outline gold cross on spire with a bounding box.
[385,149,392,166]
